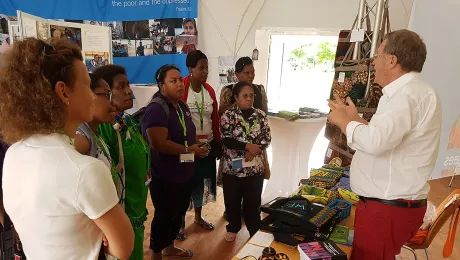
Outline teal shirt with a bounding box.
[98,114,150,228]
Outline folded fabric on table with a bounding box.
[330,177,351,192]
[294,185,340,205]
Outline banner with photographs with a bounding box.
[107,17,198,83]
[0,0,198,84]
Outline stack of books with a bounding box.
[298,241,347,260]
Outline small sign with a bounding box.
[350,29,365,42]
[338,72,345,83]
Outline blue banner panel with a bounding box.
[0,0,197,21]
[114,54,188,84]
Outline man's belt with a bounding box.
[359,196,427,208]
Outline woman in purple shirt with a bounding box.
[143,64,208,260]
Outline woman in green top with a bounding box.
[93,65,150,260]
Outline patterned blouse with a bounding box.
[220,107,271,177]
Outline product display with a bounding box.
[298,241,347,260]
[329,225,350,245]
[309,206,338,229]
[295,185,340,205]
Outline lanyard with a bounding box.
[177,104,188,148]
[88,125,125,204]
[240,116,258,144]
[88,125,117,179]
[190,85,205,131]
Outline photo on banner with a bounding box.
[0,33,11,53]
[135,40,154,56]
[152,36,176,55]
[219,56,240,85]
[50,24,82,48]
[112,39,135,57]
[0,14,8,34]
[85,51,109,73]
[176,35,196,54]
[217,56,241,99]
[84,20,103,26]
[36,21,50,40]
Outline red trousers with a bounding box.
[350,199,426,260]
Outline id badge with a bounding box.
[232,158,243,169]
[180,153,195,163]
[145,170,152,186]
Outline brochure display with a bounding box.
[17,10,112,72]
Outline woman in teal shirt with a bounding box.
[94,65,150,260]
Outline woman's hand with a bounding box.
[189,144,209,158]
[244,152,255,162]
[102,234,109,247]
[245,143,261,155]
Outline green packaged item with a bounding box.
[330,225,350,245]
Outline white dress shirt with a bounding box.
[346,72,442,200]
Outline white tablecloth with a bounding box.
[263,116,327,204]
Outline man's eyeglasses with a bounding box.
[95,92,113,101]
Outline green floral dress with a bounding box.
[99,112,150,260]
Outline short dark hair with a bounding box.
[93,65,127,88]
[89,73,103,90]
[232,81,253,98]
[155,64,180,84]
[186,50,207,68]
[235,56,253,73]
[383,29,427,73]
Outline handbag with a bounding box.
[263,150,271,180]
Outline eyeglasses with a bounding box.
[95,92,113,101]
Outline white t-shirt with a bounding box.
[2,133,119,260]
[186,87,214,140]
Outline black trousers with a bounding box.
[149,176,195,253]
[223,174,264,237]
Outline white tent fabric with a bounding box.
[408,0,460,179]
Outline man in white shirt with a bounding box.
[328,29,442,260]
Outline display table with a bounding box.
[263,116,327,204]
[232,207,354,260]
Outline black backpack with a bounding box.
[260,196,340,246]
[132,96,187,137]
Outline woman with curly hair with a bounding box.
[0,38,134,260]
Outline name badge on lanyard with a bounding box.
[177,104,195,163]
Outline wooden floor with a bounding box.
[143,176,460,260]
